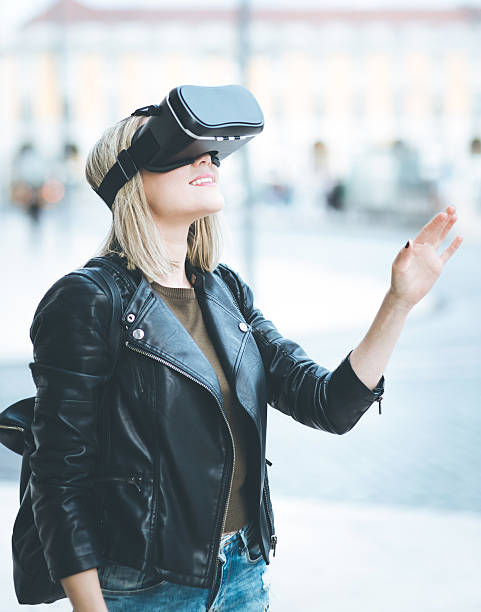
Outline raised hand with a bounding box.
[389,205,463,311]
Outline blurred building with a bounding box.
[2,1,481,219]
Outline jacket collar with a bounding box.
[115,255,249,410]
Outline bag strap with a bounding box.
[69,266,123,376]
[68,264,125,487]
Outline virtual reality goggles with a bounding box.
[95,84,264,209]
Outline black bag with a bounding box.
[0,258,125,604]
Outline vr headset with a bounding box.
[95,84,264,209]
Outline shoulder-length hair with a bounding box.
[85,114,224,283]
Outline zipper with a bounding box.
[376,395,383,415]
[124,340,236,582]
[94,474,144,494]
[223,284,277,561]
[263,463,277,557]
[134,363,144,395]
[230,329,276,562]
[0,424,25,432]
[210,284,246,323]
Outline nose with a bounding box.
[193,153,214,166]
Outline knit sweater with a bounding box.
[151,281,251,536]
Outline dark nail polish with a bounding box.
[405,241,409,248]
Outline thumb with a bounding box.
[394,239,413,270]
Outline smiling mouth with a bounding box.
[189,177,215,186]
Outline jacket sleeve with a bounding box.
[220,263,385,435]
[28,272,113,583]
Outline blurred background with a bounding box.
[1,0,480,610]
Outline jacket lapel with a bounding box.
[195,287,248,388]
[122,263,247,414]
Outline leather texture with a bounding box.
[28,252,385,589]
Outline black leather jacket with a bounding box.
[28,252,385,589]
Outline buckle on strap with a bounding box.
[117,148,138,181]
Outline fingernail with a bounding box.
[405,240,409,248]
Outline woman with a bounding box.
[28,103,463,612]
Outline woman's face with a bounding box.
[140,152,225,226]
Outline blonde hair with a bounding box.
[85,115,224,283]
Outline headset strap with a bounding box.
[95,128,158,209]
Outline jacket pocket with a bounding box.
[94,473,145,494]
[93,472,154,562]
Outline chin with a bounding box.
[189,203,223,223]
[186,191,225,217]
[202,197,225,215]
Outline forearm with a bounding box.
[61,568,108,612]
[349,288,411,391]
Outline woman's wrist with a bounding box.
[61,568,108,612]
[386,287,413,316]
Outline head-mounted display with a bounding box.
[95,84,264,209]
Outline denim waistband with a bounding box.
[219,518,257,551]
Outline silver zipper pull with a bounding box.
[271,534,277,557]
[0,424,25,432]
[377,395,383,415]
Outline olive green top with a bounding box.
[151,281,251,535]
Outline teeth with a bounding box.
[190,177,214,186]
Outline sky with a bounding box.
[3,0,481,47]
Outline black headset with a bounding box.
[95,84,264,209]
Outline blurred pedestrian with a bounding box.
[10,143,47,225]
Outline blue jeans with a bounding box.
[95,521,271,611]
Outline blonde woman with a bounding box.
[28,87,462,612]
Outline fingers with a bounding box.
[415,213,444,243]
[437,210,458,246]
[416,206,457,246]
[440,235,464,264]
